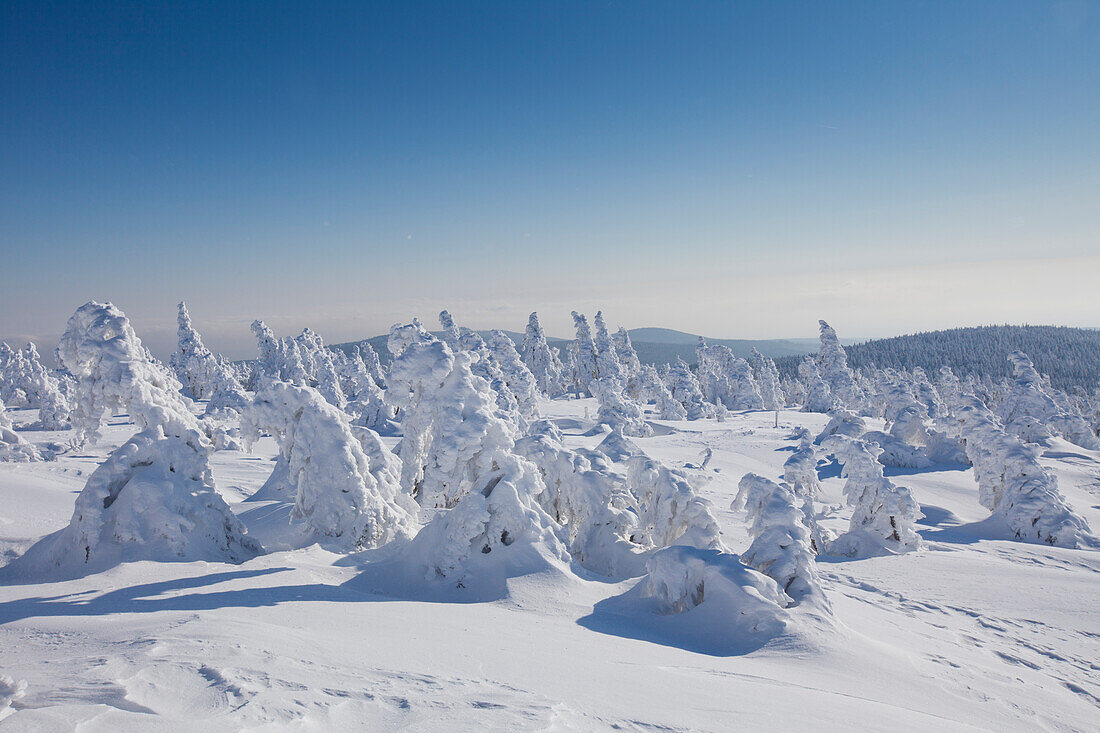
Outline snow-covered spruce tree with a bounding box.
[782,427,828,552]
[569,311,599,396]
[203,361,251,418]
[813,408,866,444]
[521,312,565,397]
[169,301,222,400]
[626,454,725,551]
[515,420,647,577]
[952,394,1093,547]
[732,473,826,607]
[592,311,624,384]
[816,320,867,413]
[750,348,786,411]
[241,382,417,549]
[16,302,259,573]
[385,323,452,497]
[821,435,922,555]
[439,311,521,426]
[997,351,1100,450]
[250,320,309,387]
[638,364,687,420]
[415,349,521,509]
[486,329,541,423]
[666,357,714,420]
[0,343,28,407]
[400,445,571,591]
[799,356,836,413]
[15,343,70,430]
[697,340,763,411]
[590,376,652,437]
[359,341,387,389]
[612,326,642,375]
[339,346,394,433]
[639,546,788,641]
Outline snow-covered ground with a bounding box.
[1,399,1098,731]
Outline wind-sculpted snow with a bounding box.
[7,302,260,576]
[697,339,763,411]
[997,351,1100,450]
[733,473,828,610]
[951,391,1094,548]
[626,455,725,552]
[822,435,922,556]
[640,546,789,641]
[59,301,201,447]
[9,426,260,577]
[515,420,647,577]
[241,382,417,550]
[590,376,651,437]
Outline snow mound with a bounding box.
[6,426,260,579]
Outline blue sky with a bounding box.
[2,1,1098,358]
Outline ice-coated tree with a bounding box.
[416,349,521,508]
[486,329,541,423]
[521,312,565,397]
[14,343,70,430]
[385,324,453,496]
[437,309,462,351]
[640,546,788,640]
[816,320,867,413]
[666,357,713,420]
[997,351,1100,450]
[782,427,828,552]
[569,311,599,396]
[590,376,652,437]
[732,473,825,606]
[0,343,28,407]
[952,393,1093,547]
[242,382,418,550]
[822,435,922,555]
[15,302,260,574]
[813,408,866,444]
[638,364,687,420]
[399,445,571,591]
[203,361,251,418]
[169,301,221,400]
[799,356,836,413]
[612,327,643,380]
[250,319,309,386]
[359,341,387,389]
[750,348,786,411]
[626,454,725,551]
[592,311,624,384]
[515,419,647,577]
[697,339,764,411]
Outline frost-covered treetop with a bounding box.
[388,319,433,358]
[59,301,200,445]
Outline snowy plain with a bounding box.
[1,397,1097,732]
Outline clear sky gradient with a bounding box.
[2,1,1098,359]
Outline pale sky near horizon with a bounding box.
[2,1,1098,360]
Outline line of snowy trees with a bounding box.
[3,304,1096,647]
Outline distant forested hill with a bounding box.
[777,325,1100,392]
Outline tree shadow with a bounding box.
[0,567,376,625]
[576,584,783,657]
